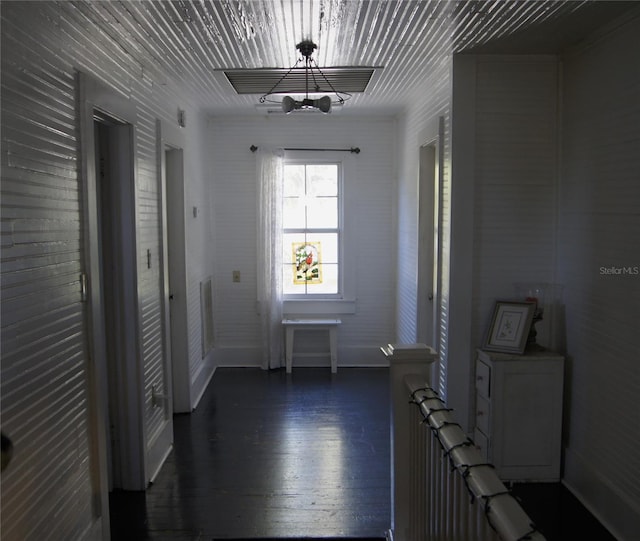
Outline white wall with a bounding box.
[558,14,640,539]
[396,13,640,538]
[470,55,559,345]
[433,54,561,431]
[208,115,397,368]
[445,15,640,538]
[395,56,452,400]
[449,52,562,431]
[183,113,217,407]
[1,2,214,539]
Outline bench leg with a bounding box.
[329,327,338,373]
[285,327,295,373]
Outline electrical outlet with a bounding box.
[232,270,241,283]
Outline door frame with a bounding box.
[416,119,443,351]
[94,116,143,492]
[414,115,445,399]
[78,72,145,528]
[156,119,191,414]
[417,142,437,347]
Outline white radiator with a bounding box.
[402,374,545,541]
[200,277,215,357]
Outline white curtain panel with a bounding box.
[256,148,285,369]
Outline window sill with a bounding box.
[283,299,356,315]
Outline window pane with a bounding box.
[307,197,337,228]
[306,264,338,294]
[307,165,338,196]
[284,263,338,294]
[283,264,307,295]
[283,197,305,229]
[284,165,305,196]
[311,233,338,263]
[283,233,306,263]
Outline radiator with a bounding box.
[403,374,545,541]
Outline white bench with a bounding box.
[282,318,341,373]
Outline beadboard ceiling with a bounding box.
[60,0,636,116]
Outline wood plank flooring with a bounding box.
[110,367,391,540]
[510,482,616,541]
[109,366,617,541]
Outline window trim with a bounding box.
[282,151,356,314]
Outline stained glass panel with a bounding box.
[292,242,322,284]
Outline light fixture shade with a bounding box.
[315,96,332,113]
[258,40,361,114]
[282,96,296,114]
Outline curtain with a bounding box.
[256,148,284,369]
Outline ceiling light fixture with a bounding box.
[259,40,351,114]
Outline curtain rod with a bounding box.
[250,145,360,154]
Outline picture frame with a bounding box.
[483,300,536,354]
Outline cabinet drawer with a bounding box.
[475,393,491,435]
[473,428,489,460]
[475,359,491,398]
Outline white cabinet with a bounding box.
[473,348,564,481]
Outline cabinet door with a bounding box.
[493,361,563,480]
[501,373,554,464]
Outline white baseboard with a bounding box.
[146,422,173,484]
[563,446,640,541]
[191,354,216,410]
[212,345,390,369]
[80,517,104,541]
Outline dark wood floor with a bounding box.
[110,367,616,541]
[510,482,616,541]
[110,367,391,540]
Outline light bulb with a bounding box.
[282,96,296,113]
[316,96,332,113]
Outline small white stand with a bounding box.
[282,318,341,373]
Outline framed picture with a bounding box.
[483,301,536,354]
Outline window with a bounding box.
[282,161,341,297]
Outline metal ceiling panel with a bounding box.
[223,67,378,94]
[42,1,639,115]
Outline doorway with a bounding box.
[416,141,439,349]
[163,146,191,413]
[93,112,145,491]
